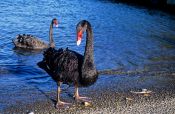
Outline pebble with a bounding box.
[28,111,34,114]
[83,102,92,107]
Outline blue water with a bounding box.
[0,0,175,111]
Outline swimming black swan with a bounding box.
[12,18,58,49]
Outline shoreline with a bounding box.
[2,64,175,113]
[2,86,175,114]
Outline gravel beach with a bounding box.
[1,62,175,114]
[1,0,175,113]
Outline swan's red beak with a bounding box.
[77,31,82,46]
[53,20,58,27]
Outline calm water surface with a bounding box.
[0,0,175,110]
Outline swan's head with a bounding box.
[52,18,58,27]
[76,20,88,46]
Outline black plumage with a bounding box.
[12,18,58,50]
[38,47,98,86]
[38,20,98,108]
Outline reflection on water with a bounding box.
[0,0,175,111]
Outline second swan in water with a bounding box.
[12,18,58,50]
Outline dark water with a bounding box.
[0,0,175,111]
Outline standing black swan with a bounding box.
[12,18,58,49]
[38,20,98,108]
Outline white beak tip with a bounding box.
[77,40,81,46]
[55,24,58,27]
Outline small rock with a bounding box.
[126,97,133,101]
[130,89,152,94]
[28,111,34,114]
[143,93,150,96]
[83,102,92,107]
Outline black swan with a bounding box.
[38,20,97,108]
[38,20,124,108]
[12,18,58,50]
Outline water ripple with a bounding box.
[0,1,175,109]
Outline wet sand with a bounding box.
[1,62,175,114]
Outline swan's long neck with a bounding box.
[81,22,97,81]
[49,22,55,47]
[82,25,94,69]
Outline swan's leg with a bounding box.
[56,81,71,109]
[74,83,91,102]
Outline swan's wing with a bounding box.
[13,34,47,49]
[55,49,83,82]
[58,50,80,72]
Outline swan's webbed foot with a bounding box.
[56,82,72,109]
[74,95,92,102]
[55,101,71,109]
[74,84,92,102]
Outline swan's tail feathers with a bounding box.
[97,68,146,76]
